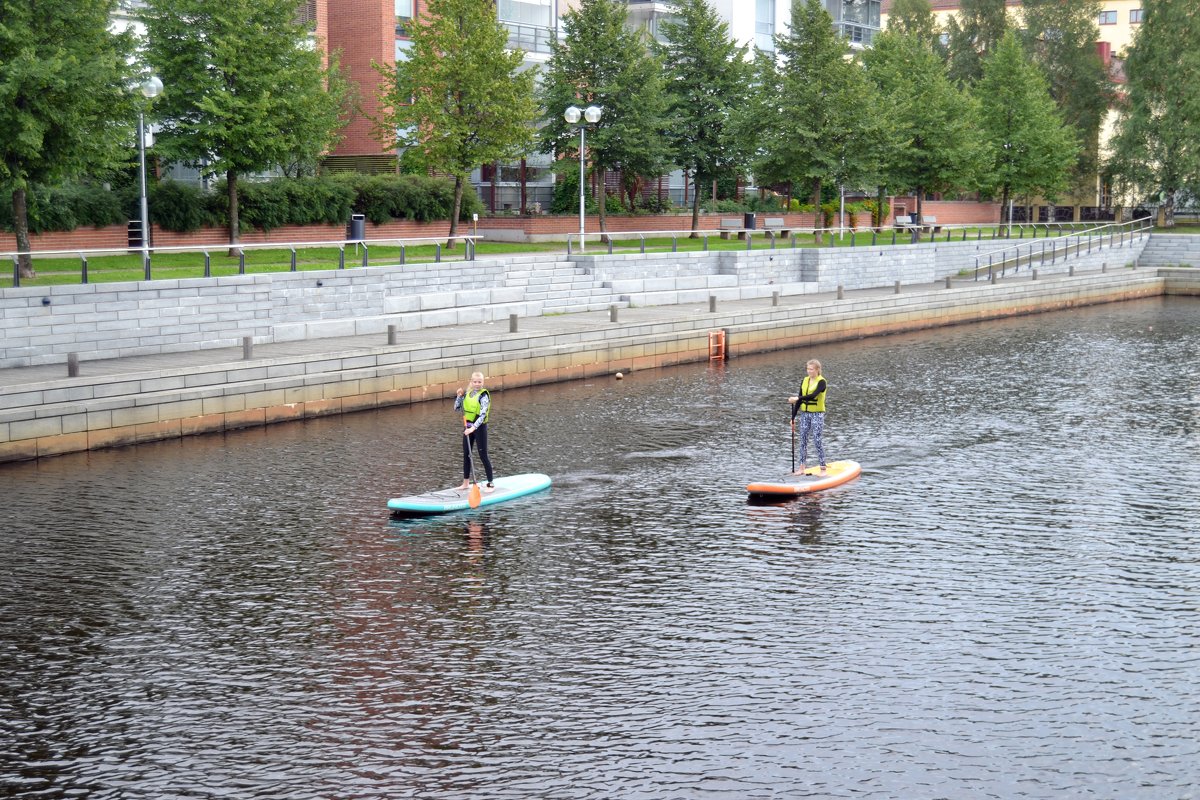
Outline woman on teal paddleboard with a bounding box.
[455,371,495,492]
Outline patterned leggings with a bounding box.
[798,412,825,467]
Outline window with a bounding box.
[1098,10,1117,25]
[498,0,551,28]
[396,0,413,34]
[1130,8,1143,23]
[755,0,775,51]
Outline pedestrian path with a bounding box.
[0,282,923,392]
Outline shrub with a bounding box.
[0,182,126,233]
[150,181,219,233]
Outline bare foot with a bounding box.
[458,481,470,490]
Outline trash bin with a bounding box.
[743,212,757,230]
[348,213,365,242]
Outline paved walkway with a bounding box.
[0,282,936,392]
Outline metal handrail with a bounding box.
[970,217,1153,281]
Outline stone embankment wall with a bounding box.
[0,230,1152,369]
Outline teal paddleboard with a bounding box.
[387,473,551,516]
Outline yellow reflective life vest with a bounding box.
[799,375,826,413]
[462,388,490,423]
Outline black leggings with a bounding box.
[462,424,494,483]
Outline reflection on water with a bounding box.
[2,297,1198,798]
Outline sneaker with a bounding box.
[484,483,495,493]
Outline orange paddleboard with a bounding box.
[746,460,861,497]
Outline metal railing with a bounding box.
[4,235,478,289]
[562,221,1107,256]
[970,217,1154,281]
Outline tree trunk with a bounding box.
[519,158,527,215]
[811,179,823,246]
[596,167,607,234]
[690,170,701,238]
[11,186,35,278]
[227,170,241,258]
[447,174,463,248]
[913,186,925,242]
[875,186,886,230]
[1000,185,1011,237]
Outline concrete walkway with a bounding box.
[0,282,915,391]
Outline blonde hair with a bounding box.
[807,359,823,375]
[471,371,485,381]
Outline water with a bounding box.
[2,297,1198,799]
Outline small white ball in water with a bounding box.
[615,372,623,380]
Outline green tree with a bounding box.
[374,0,537,245]
[863,30,981,225]
[750,0,878,243]
[1019,0,1109,208]
[538,0,670,234]
[655,0,750,235]
[144,0,350,250]
[0,0,136,277]
[886,0,942,52]
[943,0,1010,86]
[975,31,1079,223]
[1106,0,1200,226]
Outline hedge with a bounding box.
[3,173,486,234]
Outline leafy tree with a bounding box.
[144,0,350,250]
[538,0,670,233]
[1018,0,1109,207]
[1106,0,1200,226]
[374,0,537,245]
[749,0,880,243]
[975,31,1079,223]
[887,0,942,52]
[654,0,751,235]
[943,0,1010,86]
[0,0,136,277]
[863,30,981,226]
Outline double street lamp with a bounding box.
[563,105,602,252]
[137,75,163,274]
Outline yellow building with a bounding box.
[883,0,1146,219]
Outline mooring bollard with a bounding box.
[609,305,618,323]
[388,324,397,345]
[67,353,79,378]
[945,276,952,289]
[242,336,253,360]
[990,271,997,284]
[1069,264,1075,277]
[709,294,717,313]
[772,290,779,307]
[1032,268,1038,281]
[509,314,518,333]
[1102,261,1107,273]
[894,280,901,294]
[837,285,844,300]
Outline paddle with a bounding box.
[790,412,796,474]
[464,417,482,508]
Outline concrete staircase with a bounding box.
[504,256,628,313]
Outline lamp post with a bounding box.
[138,76,163,275]
[564,105,602,252]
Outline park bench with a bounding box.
[893,215,914,229]
[762,217,791,237]
[719,218,745,239]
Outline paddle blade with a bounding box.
[468,483,482,508]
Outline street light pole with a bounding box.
[564,105,602,252]
[138,76,163,277]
